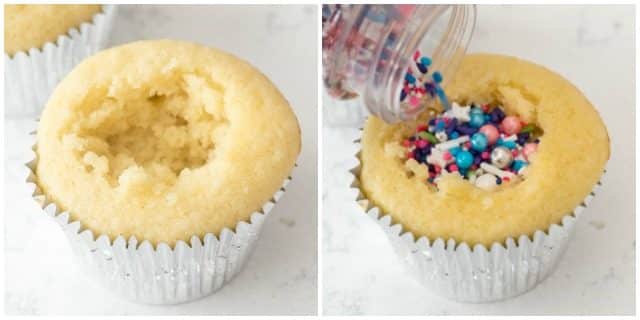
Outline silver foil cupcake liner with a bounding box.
[5,5,116,118]
[348,137,604,302]
[25,133,294,304]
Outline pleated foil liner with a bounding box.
[5,5,116,118]
[349,137,604,303]
[25,135,294,305]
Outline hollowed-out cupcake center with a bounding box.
[66,72,228,189]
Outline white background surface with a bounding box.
[4,5,317,315]
[322,5,635,315]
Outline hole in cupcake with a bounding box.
[147,93,166,104]
[66,71,229,192]
[396,101,544,191]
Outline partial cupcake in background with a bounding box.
[26,39,301,304]
[4,4,115,117]
[351,53,609,302]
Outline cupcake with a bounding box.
[351,53,609,302]
[5,4,115,117]
[27,39,301,304]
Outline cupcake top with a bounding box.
[36,40,301,246]
[4,4,102,55]
[359,53,609,247]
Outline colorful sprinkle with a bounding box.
[501,116,522,135]
[419,131,438,144]
[432,71,443,83]
[490,146,514,169]
[522,142,538,160]
[470,132,489,152]
[405,73,416,84]
[475,173,498,191]
[415,139,429,149]
[512,160,528,172]
[479,124,500,145]
[469,112,486,128]
[455,150,473,169]
[400,52,448,111]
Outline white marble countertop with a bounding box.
[322,5,635,315]
[5,5,317,315]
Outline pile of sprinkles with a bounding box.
[403,102,541,191]
[399,51,449,112]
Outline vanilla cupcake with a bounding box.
[352,53,609,302]
[5,4,115,117]
[28,40,301,304]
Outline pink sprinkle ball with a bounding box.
[443,151,452,161]
[501,116,522,135]
[407,151,415,159]
[523,143,538,160]
[479,124,499,145]
[416,139,428,148]
[409,95,420,106]
[402,139,412,147]
[481,151,490,160]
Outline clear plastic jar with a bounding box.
[322,4,476,123]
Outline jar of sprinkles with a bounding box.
[322,4,476,123]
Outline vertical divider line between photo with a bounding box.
[316,2,324,317]
[634,5,640,319]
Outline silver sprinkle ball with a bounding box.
[490,146,513,169]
